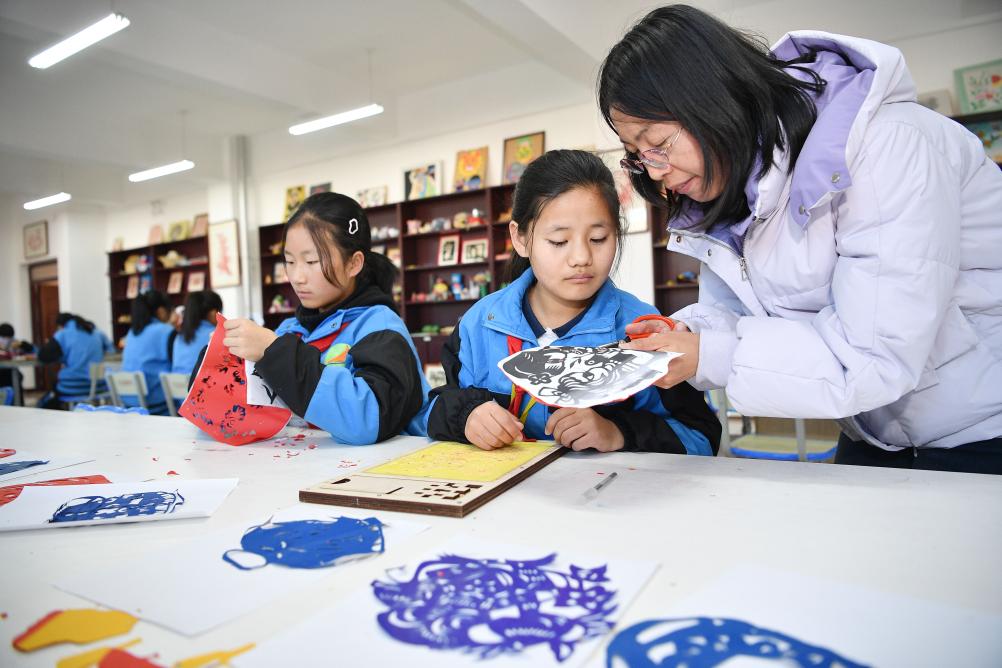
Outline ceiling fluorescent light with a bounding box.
[288,104,384,136]
[24,192,72,210]
[28,13,131,69]
[128,160,195,183]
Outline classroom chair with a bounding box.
[159,372,190,417]
[106,370,149,410]
[712,390,837,462]
[73,403,150,416]
[63,362,115,410]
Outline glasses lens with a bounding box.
[641,149,669,169]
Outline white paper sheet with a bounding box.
[236,537,659,668]
[0,451,94,483]
[55,504,428,636]
[245,359,290,409]
[0,478,237,531]
[498,345,682,409]
[604,565,1002,668]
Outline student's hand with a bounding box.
[222,318,278,362]
[465,401,524,451]
[622,331,699,388]
[545,408,625,452]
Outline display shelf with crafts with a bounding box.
[106,233,209,347]
[649,204,702,316]
[258,222,298,331]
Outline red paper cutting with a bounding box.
[0,475,111,507]
[178,314,291,445]
[0,449,15,459]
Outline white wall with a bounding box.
[891,19,1002,109]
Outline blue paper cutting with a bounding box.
[0,460,50,476]
[223,516,385,570]
[605,617,868,667]
[48,491,185,523]
[372,553,617,662]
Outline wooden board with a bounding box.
[300,440,565,518]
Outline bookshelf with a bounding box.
[649,204,701,317]
[107,236,211,347]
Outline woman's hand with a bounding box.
[545,408,625,452]
[222,318,278,362]
[622,328,700,388]
[465,401,524,450]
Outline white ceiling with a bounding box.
[1,0,1000,209]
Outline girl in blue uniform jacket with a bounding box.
[122,290,174,414]
[172,290,221,376]
[220,192,431,445]
[37,313,113,407]
[426,150,720,454]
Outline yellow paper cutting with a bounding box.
[175,643,255,667]
[366,440,554,482]
[13,608,138,652]
[57,638,141,668]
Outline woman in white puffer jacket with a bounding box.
[598,5,1002,473]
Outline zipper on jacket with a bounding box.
[668,226,750,281]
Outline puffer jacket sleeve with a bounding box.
[425,321,508,443]
[672,266,742,390]
[725,119,961,419]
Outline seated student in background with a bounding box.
[122,290,174,415]
[37,313,114,409]
[0,323,35,358]
[171,290,222,377]
[0,323,35,400]
[220,192,431,445]
[425,149,721,454]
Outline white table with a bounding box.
[0,406,999,667]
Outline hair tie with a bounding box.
[348,218,359,235]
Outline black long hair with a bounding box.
[56,312,95,334]
[506,149,623,283]
[180,290,222,343]
[283,192,397,304]
[130,290,170,335]
[598,4,826,229]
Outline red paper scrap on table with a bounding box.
[0,475,111,507]
[99,648,163,667]
[178,314,291,445]
[0,448,15,459]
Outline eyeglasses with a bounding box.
[620,126,684,174]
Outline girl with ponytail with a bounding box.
[121,289,173,414]
[220,192,431,444]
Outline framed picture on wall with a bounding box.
[284,185,306,220]
[460,238,488,264]
[167,271,184,295]
[454,146,488,191]
[595,148,649,234]
[208,219,241,288]
[502,131,545,184]
[357,186,388,207]
[23,220,48,259]
[404,163,443,200]
[167,219,191,241]
[191,213,209,238]
[954,58,1002,114]
[437,234,460,266]
[187,271,205,292]
[309,182,332,196]
[148,224,163,245]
